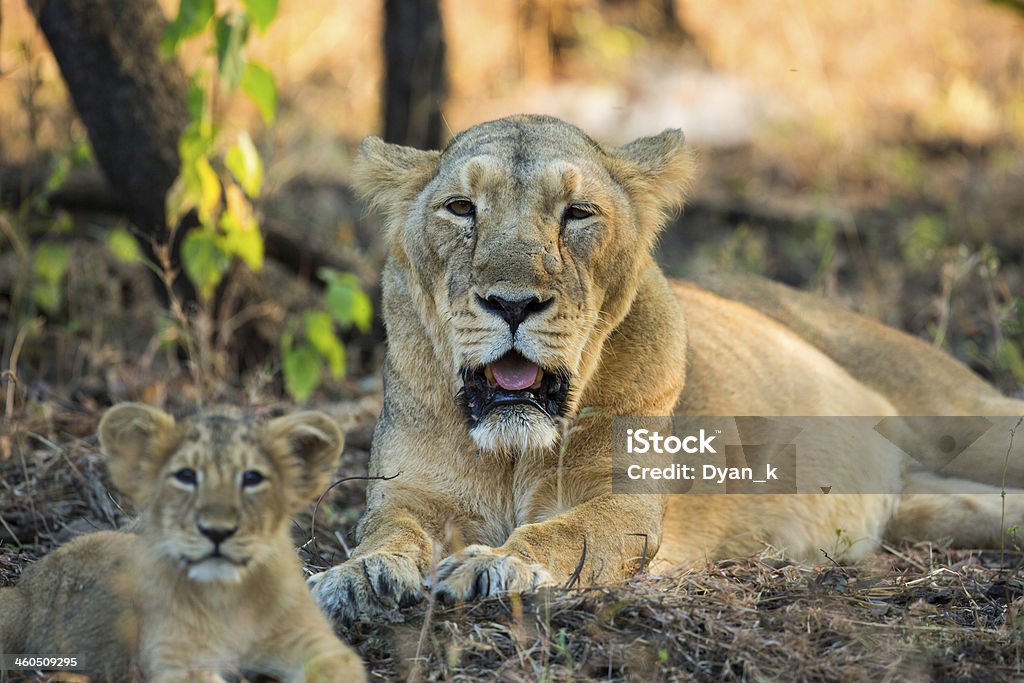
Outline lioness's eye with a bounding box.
[241,470,265,488]
[173,468,198,486]
[445,198,475,217]
[563,204,594,222]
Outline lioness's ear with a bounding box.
[353,136,441,231]
[263,411,344,506]
[609,129,696,231]
[98,403,178,506]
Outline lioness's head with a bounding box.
[357,115,694,453]
[98,404,342,583]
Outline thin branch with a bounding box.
[307,473,401,561]
[563,536,588,590]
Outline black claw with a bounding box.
[470,569,485,600]
[344,577,358,609]
[435,560,455,582]
[436,586,455,605]
[376,572,392,599]
[400,587,422,608]
[361,559,382,602]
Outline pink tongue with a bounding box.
[490,353,540,391]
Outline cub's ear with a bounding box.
[263,411,344,507]
[609,129,696,232]
[352,136,441,233]
[98,403,178,506]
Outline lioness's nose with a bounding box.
[198,524,237,544]
[479,294,553,334]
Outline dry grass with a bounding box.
[3,401,1024,682]
[351,555,1024,682]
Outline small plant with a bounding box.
[163,0,278,301]
[20,140,94,319]
[996,297,1024,385]
[1000,416,1023,562]
[161,0,371,399]
[281,269,372,402]
[832,527,854,558]
[901,213,950,268]
[0,44,97,417]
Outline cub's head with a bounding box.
[356,115,694,453]
[98,403,342,583]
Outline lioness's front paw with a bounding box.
[428,545,555,602]
[308,552,424,626]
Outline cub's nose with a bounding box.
[198,525,238,545]
[478,294,553,334]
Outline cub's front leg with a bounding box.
[309,485,456,626]
[260,621,367,683]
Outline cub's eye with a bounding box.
[173,468,198,486]
[563,204,594,222]
[445,198,475,217]
[241,470,265,488]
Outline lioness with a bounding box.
[309,114,1024,625]
[0,404,366,682]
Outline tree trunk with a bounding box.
[382,0,448,150]
[27,0,189,252]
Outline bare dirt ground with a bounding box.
[2,397,1024,681]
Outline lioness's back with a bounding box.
[673,280,896,417]
[691,271,1014,415]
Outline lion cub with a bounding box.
[0,403,366,683]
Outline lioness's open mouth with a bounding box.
[459,351,571,427]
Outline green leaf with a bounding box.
[173,120,219,225]
[33,243,71,313]
[241,61,277,124]
[107,227,142,264]
[34,243,71,282]
[215,12,249,92]
[165,175,190,227]
[194,156,222,225]
[34,281,62,315]
[182,228,231,299]
[50,211,74,234]
[998,340,1024,384]
[243,0,278,32]
[321,269,373,332]
[71,138,93,165]
[178,119,215,166]
[162,0,215,55]
[219,183,264,270]
[186,80,208,124]
[282,343,322,402]
[41,155,71,200]
[225,132,263,198]
[304,311,346,379]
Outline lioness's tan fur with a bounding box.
[0,404,365,683]
[309,114,1024,625]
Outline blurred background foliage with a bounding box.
[1,0,1023,415]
